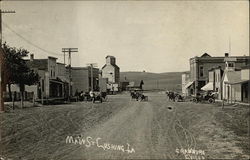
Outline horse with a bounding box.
[166,91,175,101]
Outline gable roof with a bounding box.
[106,55,115,59]
[200,53,211,58]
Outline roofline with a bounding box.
[70,67,88,70]
[70,67,99,70]
[25,58,48,61]
[225,80,250,85]
[208,66,223,71]
[48,56,57,60]
[57,62,65,65]
[106,55,115,59]
[182,71,190,74]
[190,55,250,60]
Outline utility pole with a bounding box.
[87,63,97,91]
[0,0,15,112]
[62,48,78,100]
[156,80,159,90]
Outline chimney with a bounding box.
[30,54,34,61]
[225,53,229,57]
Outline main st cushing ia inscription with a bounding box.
[66,135,136,154]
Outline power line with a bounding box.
[62,48,78,99]
[87,63,98,91]
[3,22,63,56]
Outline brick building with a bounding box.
[188,53,249,95]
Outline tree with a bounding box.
[0,48,5,112]
[2,43,39,108]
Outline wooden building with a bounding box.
[189,53,249,96]
[101,55,120,91]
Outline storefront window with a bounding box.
[200,66,204,77]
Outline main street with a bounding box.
[0,93,248,159]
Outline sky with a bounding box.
[1,1,249,73]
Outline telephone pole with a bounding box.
[87,63,97,91]
[62,48,78,100]
[0,0,15,112]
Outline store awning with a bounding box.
[184,81,194,89]
[201,82,213,91]
[50,79,64,85]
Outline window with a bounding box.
[51,70,53,77]
[228,62,234,67]
[42,80,44,92]
[190,89,194,95]
[200,66,204,77]
[245,84,248,98]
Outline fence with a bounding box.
[3,91,34,102]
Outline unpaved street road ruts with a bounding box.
[0,93,248,159]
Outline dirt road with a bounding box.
[0,93,248,159]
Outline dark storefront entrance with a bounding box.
[241,81,249,103]
[50,80,63,98]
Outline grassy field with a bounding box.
[120,71,182,92]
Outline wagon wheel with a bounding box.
[175,96,179,102]
[104,96,108,101]
[193,98,198,103]
[208,98,214,103]
[138,96,142,102]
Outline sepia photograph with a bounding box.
[0,0,249,159]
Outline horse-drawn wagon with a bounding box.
[166,91,184,102]
[130,89,148,101]
[79,91,107,103]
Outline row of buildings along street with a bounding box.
[3,54,122,104]
[3,51,250,105]
[182,53,249,104]
[0,1,249,159]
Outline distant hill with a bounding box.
[120,71,183,91]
